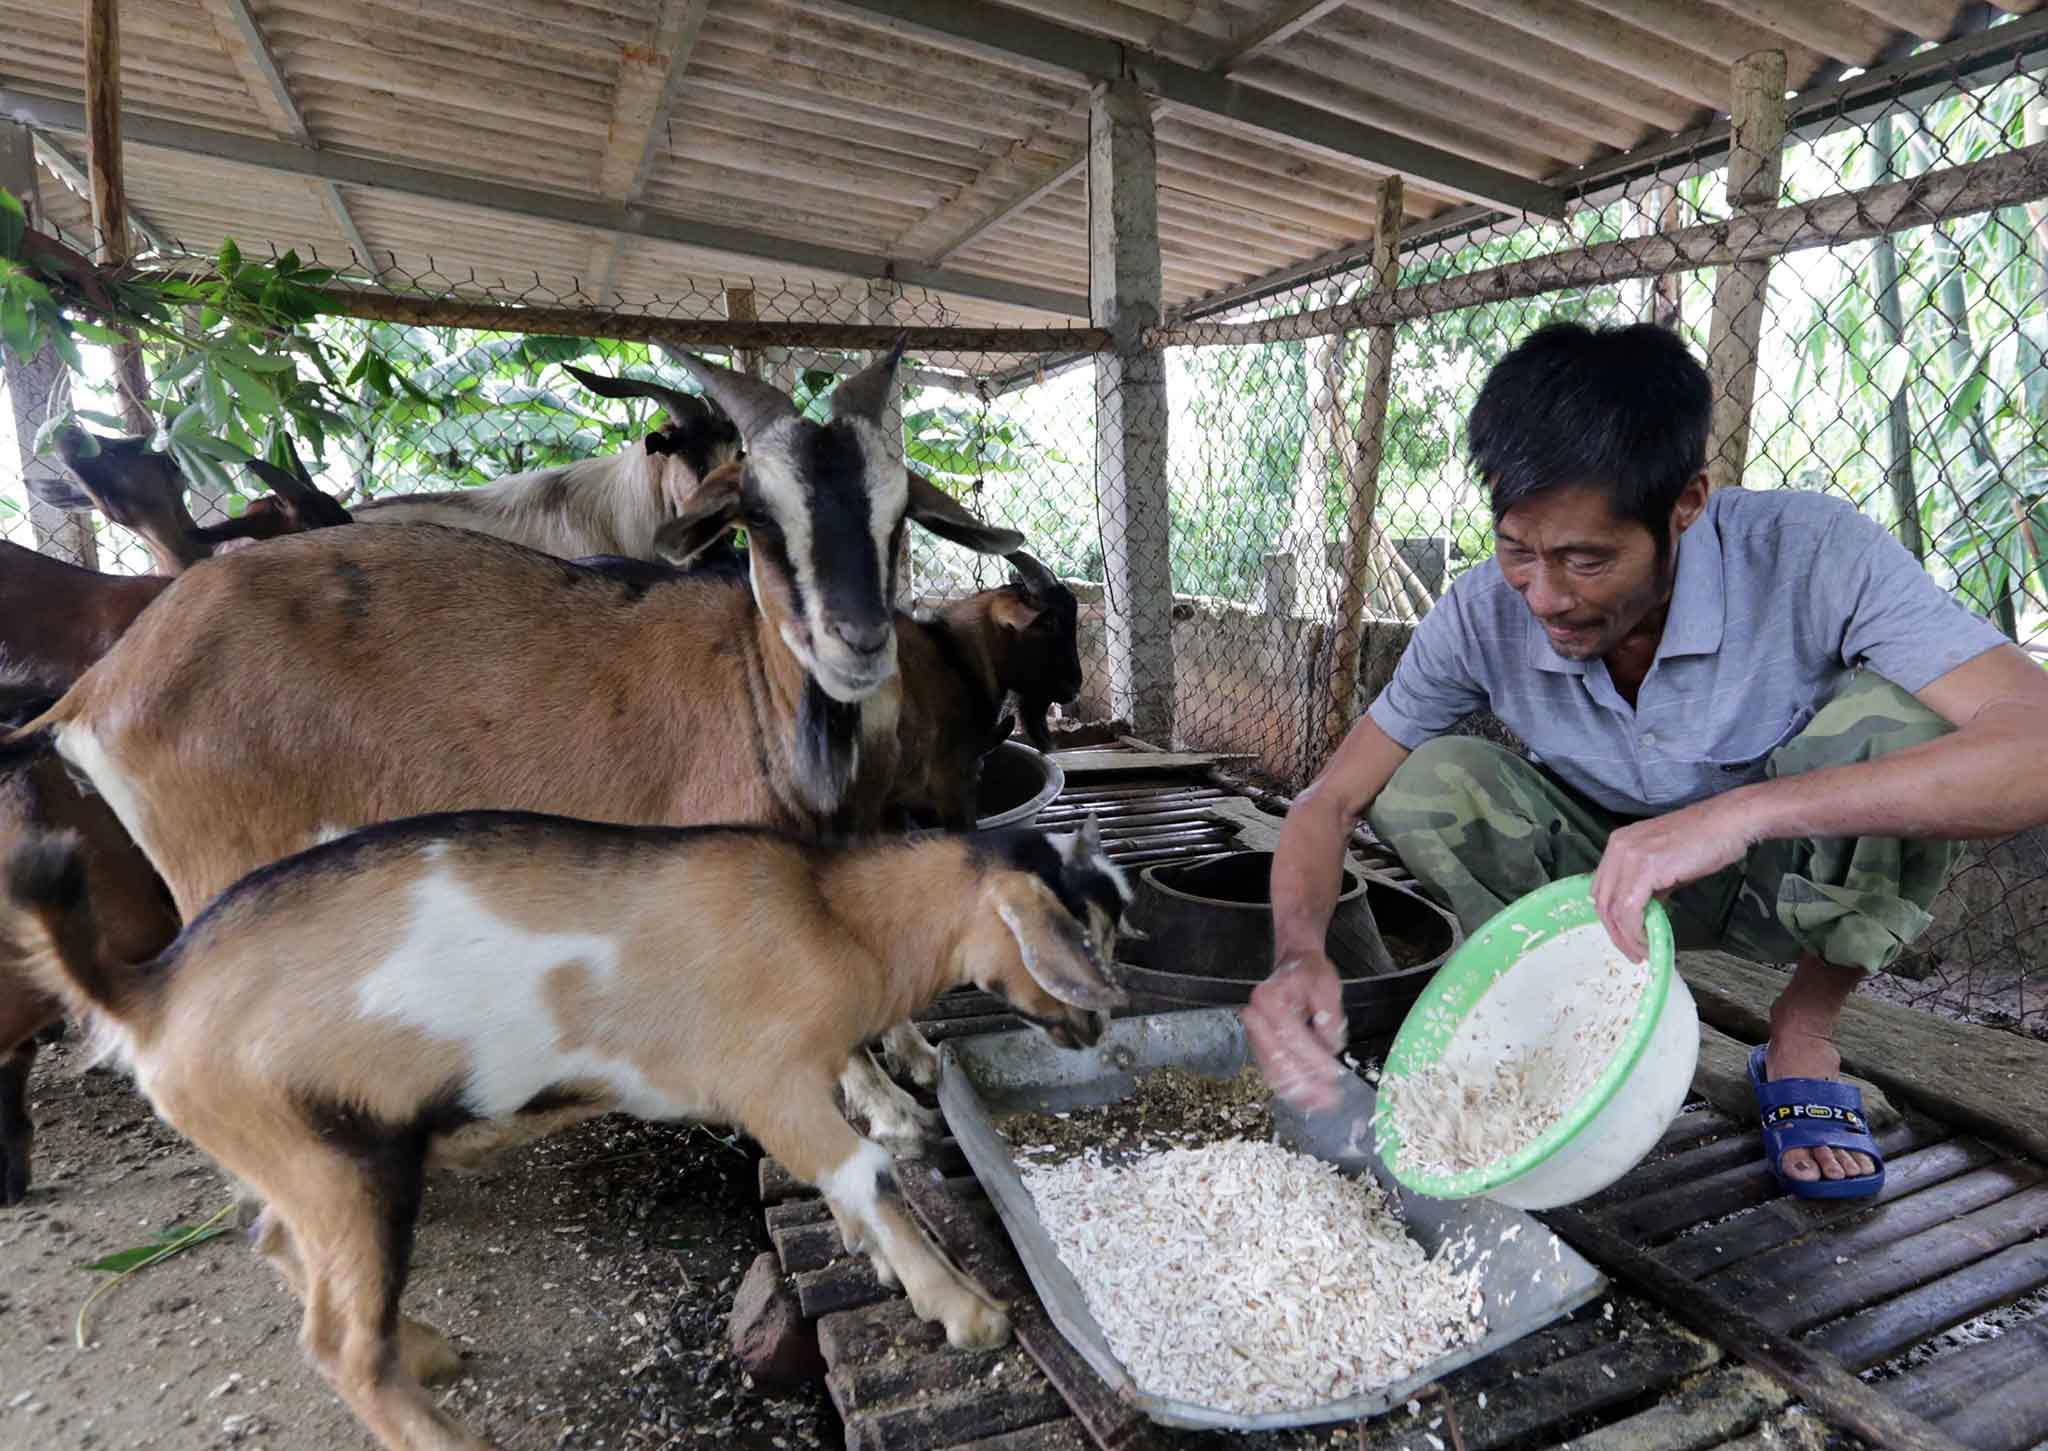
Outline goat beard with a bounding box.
[794,677,862,818]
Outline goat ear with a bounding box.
[658,347,797,442]
[991,876,1125,1012]
[651,469,743,566]
[907,473,1025,555]
[830,334,906,425]
[23,468,98,512]
[989,591,1039,634]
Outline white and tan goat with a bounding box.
[345,366,742,558]
[5,813,1128,1451]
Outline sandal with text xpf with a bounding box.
[1747,1044,1885,1201]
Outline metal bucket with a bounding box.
[974,739,1066,831]
[1120,850,1461,1033]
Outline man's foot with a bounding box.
[1763,1030,1877,1183]
[1764,951,1880,1186]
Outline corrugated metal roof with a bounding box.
[1,0,2028,342]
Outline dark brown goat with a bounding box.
[0,453,349,1203]
[893,553,1082,828]
[31,429,348,574]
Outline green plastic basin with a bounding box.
[1374,874,1696,1210]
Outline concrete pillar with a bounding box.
[1088,77,1175,742]
[1,122,99,568]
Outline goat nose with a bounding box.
[831,619,892,655]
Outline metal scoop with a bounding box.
[1271,1061,1382,1174]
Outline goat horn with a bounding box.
[829,333,907,426]
[562,363,707,428]
[658,347,797,442]
[1006,550,1057,597]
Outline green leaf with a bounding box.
[83,1222,232,1274]
[169,402,210,441]
[48,327,82,373]
[217,238,242,277]
[156,350,203,388]
[70,320,128,346]
[215,358,278,415]
[519,335,595,365]
[71,409,129,431]
[30,411,75,457]
[1948,367,1991,432]
[202,364,231,431]
[232,350,299,374]
[169,442,234,497]
[0,287,33,355]
[180,433,256,464]
[0,188,24,261]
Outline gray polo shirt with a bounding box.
[1367,488,2009,818]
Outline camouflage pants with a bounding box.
[1366,674,1956,973]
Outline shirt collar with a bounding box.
[1654,513,1725,660]
[1520,510,1725,673]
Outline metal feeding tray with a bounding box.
[936,1008,1607,1432]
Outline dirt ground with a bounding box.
[0,1035,835,1451]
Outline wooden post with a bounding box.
[1324,174,1404,751]
[1088,76,1175,742]
[722,285,762,379]
[1704,49,1787,492]
[1,122,99,568]
[1284,279,1345,615]
[84,0,155,437]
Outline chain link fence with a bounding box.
[3,41,2045,1030]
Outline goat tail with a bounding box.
[5,831,134,1022]
[0,700,69,750]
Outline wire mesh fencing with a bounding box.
[2,39,2045,1030]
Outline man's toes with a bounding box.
[1780,1147,1821,1181]
[1814,1146,1854,1180]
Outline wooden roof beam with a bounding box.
[586,0,712,305]
[830,0,1562,217]
[30,133,169,253]
[906,0,1440,268]
[201,0,384,281]
[0,85,1089,318]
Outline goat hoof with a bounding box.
[883,1043,942,1090]
[400,1318,466,1385]
[943,1302,1011,1352]
[868,1252,900,1290]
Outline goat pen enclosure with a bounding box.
[4,16,2048,1040]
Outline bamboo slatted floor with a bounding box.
[757,755,2048,1451]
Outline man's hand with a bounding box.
[1593,791,1760,961]
[1243,953,1348,1112]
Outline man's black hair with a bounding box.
[1466,321,1712,553]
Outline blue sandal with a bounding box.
[1747,1045,1886,1200]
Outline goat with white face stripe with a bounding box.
[655,341,1010,703]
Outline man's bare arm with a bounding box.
[1592,645,2048,959]
[1246,716,1411,1109]
[1272,717,1412,962]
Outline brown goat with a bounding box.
[0,458,349,1201]
[0,688,179,1203]
[5,812,1128,1450]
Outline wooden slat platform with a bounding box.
[755,763,2048,1451]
